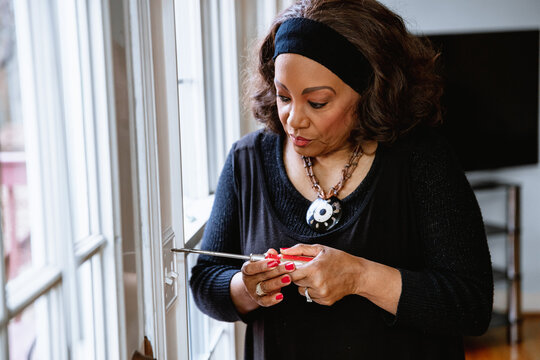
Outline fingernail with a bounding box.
[265,253,279,260]
[281,275,291,284]
[285,262,295,271]
[275,293,283,300]
[280,247,290,252]
[267,260,279,268]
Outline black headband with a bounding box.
[273,17,373,94]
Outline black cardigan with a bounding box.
[190,128,493,360]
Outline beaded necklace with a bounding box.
[301,144,363,232]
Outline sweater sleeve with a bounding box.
[189,148,244,322]
[389,132,494,335]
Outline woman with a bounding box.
[190,0,493,359]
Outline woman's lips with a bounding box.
[290,134,312,147]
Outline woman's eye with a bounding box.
[277,95,290,103]
[309,101,327,109]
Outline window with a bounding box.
[176,0,241,238]
[173,1,294,359]
[175,0,240,358]
[2,0,296,358]
[0,0,124,358]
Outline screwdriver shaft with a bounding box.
[171,248,265,261]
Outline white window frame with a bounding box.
[174,0,242,359]
[125,0,169,356]
[1,0,126,359]
[172,1,296,360]
[123,0,296,359]
[125,0,191,358]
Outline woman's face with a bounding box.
[274,53,360,157]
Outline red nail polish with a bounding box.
[281,275,290,284]
[265,253,280,260]
[275,293,283,300]
[280,247,290,252]
[285,262,295,271]
[267,260,279,268]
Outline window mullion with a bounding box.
[52,0,89,357]
[74,235,107,266]
[75,0,98,239]
[5,266,62,317]
[126,0,167,357]
[86,0,127,356]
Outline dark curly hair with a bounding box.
[249,0,443,144]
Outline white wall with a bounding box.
[378,0,540,311]
[380,0,540,34]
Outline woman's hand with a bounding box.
[230,248,296,314]
[283,244,402,313]
[283,244,366,306]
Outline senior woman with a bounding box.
[190,0,493,359]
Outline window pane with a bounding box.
[0,0,32,282]
[187,252,212,358]
[186,252,234,359]
[174,0,212,240]
[8,303,36,360]
[77,256,105,359]
[8,296,50,360]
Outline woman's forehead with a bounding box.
[274,53,343,90]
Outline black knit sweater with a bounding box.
[190,128,493,359]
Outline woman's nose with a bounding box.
[287,105,309,129]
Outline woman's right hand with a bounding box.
[230,249,296,313]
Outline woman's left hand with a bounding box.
[283,244,366,306]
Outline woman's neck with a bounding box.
[311,144,356,170]
[283,137,378,201]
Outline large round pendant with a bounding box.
[306,196,342,233]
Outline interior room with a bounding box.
[0,0,538,359]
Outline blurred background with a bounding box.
[0,0,539,359]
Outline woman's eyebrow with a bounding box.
[274,81,336,95]
[302,86,336,95]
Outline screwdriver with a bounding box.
[171,248,313,266]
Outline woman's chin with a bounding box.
[292,144,316,157]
